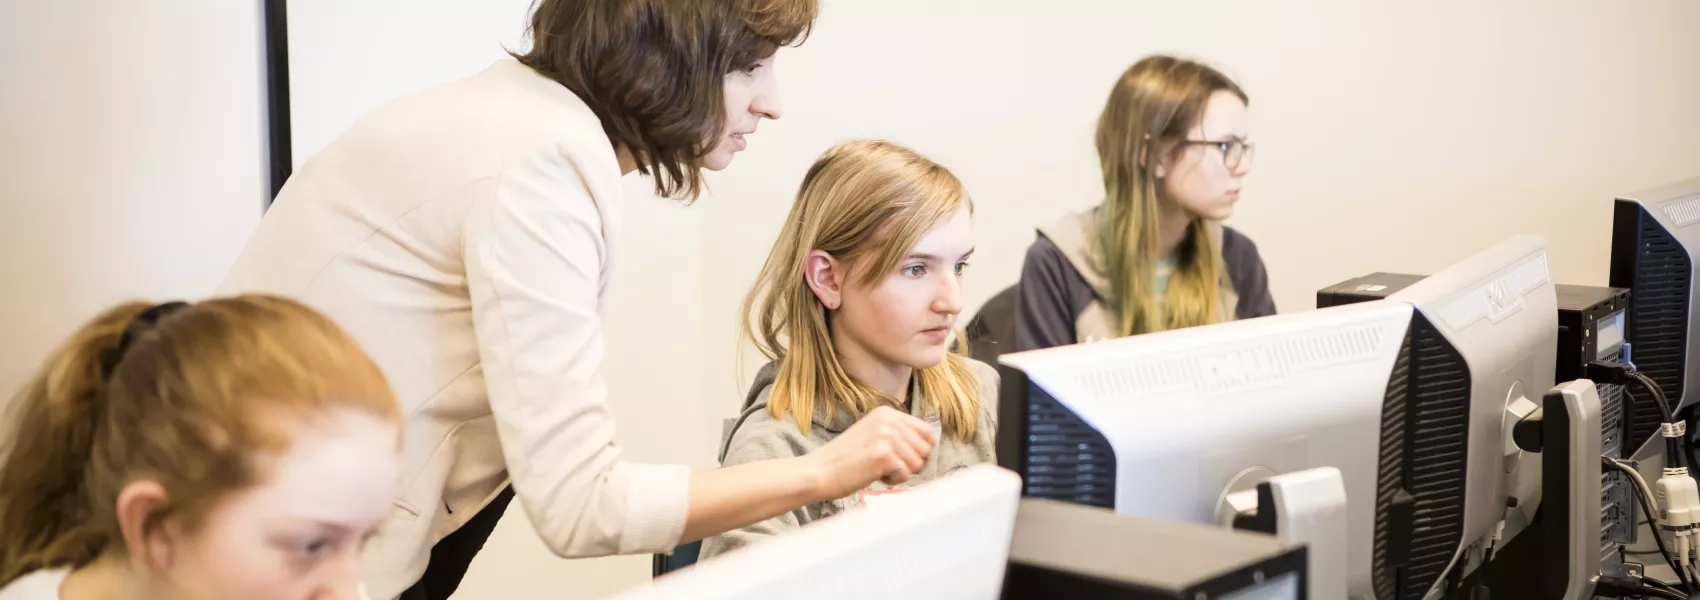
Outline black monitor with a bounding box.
[1610,176,1700,456]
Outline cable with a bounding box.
[1594,360,1673,421]
[1599,575,1689,599]
[1594,361,1691,488]
[1620,458,1662,519]
[1473,540,1495,599]
[1628,371,1675,422]
[1646,576,1683,594]
[1615,344,1700,492]
[1643,482,1693,595]
[1468,517,1503,600]
[1684,533,1694,581]
[1644,586,1688,600]
[1607,457,1696,594]
[1628,371,1687,471]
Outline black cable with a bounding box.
[1628,371,1681,471]
[1642,586,1688,600]
[1646,576,1683,594]
[1629,371,1676,423]
[1473,540,1496,598]
[1621,369,1686,471]
[1593,362,1672,421]
[1599,575,1690,599]
[1608,456,1696,594]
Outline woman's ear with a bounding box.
[803,250,844,310]
[116,480,174,571]
[1140,134,1169,179]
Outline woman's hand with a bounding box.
[802,406,937,500]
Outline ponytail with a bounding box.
[0,302,152,584]
[0,295,395,587]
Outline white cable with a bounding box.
[1658,464,1700,589]
[1609,457,1678,561]
[1672,530,1686,571]
[1681,532,1692,572]
[1608,457,1699,592]
[1610,458,1661,520]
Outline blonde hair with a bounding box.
[741,140,982,441]
[1096,55,1247,337]
[0,295,400,585]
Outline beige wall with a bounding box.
[6,0,1700,598]
[0,2,268,395]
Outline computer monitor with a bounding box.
[996,235,1558,600]
[1383,234,1558,571]
[608,465,1021,600]
[1318,273,1633,577]
[1610,176,1700,455]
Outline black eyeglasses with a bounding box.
[1183,139,1255,170]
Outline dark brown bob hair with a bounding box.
[513,0,818,200]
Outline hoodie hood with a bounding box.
[1036,206,1233,307]
[1036,208,1115,302]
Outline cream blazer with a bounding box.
[220,59,690,599]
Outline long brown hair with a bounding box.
[1096,55,1247,336]
[513,0,817,201]
[0,295,400,585]
[741,140,983,441]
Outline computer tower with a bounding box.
[1319,274,1635,582]
[1002,499,1306,599]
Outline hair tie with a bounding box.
[101,301,190,381]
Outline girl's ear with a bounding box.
[804,250,844,310]
[1135,135,1162,180]
[116,479,175,570]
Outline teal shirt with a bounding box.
[1154,257,1178,295]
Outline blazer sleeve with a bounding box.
[463,147,690,558]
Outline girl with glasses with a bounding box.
[1015,55,1275,350]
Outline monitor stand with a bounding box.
[1509,379,1603,599]
[1222,466,1349,599]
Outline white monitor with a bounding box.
[608,465,1022,600]
[993,233,1558,600]
[1385,234,1557,571]
[997,299,1413,599]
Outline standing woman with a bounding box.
[1015,55,1276,351]
[219,1,937,598]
